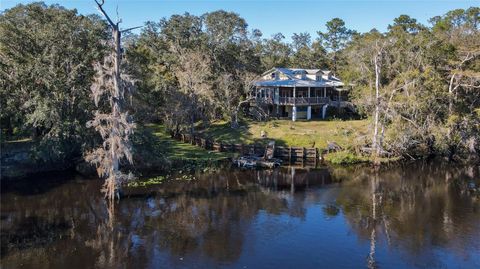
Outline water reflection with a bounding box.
[335,163,480,268]
[1,162,479,268]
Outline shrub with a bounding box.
[324,151,368,165]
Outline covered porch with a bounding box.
[255,86,347,104]
[254,86,348,121]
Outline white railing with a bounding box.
[278,97,330,105]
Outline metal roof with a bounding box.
[255,67,345,88]
[254,79,344,87]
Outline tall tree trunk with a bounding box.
[448,73,455,116]
[90,0,136,203]
[372,52,381,158]
[447,73,458,159]
[108,26,121,202]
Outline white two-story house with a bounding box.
[253,67,352,121]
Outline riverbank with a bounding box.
[198,119,369,148]
[0,124,235,180]
[0,140,71,179]
[194,119,394,165]
[138,124,234,174]
[2,119,471,180]
[0,119,395,180]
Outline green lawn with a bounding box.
[198,119,370,149]
[145,119,389,166]
[147,124,232,161]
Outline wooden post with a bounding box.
[289,146,292,163]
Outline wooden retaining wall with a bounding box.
[176,133,319,161]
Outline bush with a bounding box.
[324,151,368,165]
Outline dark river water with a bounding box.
[1,162,479,269]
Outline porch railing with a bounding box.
[255,96,340,105]
[278,97,330,105]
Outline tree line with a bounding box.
[1,2,478,164]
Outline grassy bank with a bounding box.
[198,119,370,149]
[197,119,401,165]
[126,124,235,185]
[140,124,235,174]
[148,124,233,161]
[146,118,401,165]
[138,119,397,178]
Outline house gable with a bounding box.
[255,67,344,88]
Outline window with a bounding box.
[271,73,276,79]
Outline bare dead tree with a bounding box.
[174,48,213,134]
[86,0,136,202]
[372,41,386,160]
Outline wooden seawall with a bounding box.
[175,133,320,162]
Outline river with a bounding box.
[1,162,479,268]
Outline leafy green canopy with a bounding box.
[1,3,478,163]
[0,3,107,160]
[340,8,479,158]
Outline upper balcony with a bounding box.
[256,96,332,106]
[278,97,330,105]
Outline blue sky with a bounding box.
[1,0,478,41]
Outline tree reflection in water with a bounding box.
[1,162,479,268]
[335,162,480,268]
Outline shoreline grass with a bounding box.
[147,124,234,162]
[198,118,370,149]
[144,119,400,168]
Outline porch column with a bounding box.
[292,106,297,121]
[293,85,296,105]
[274,87,279,104]
[324,87,327,98]
[307,106,312,120]
[308,87,311,98]
[276,105,279,117]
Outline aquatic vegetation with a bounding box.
[127,176,166,187]
[127,173,201,187]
